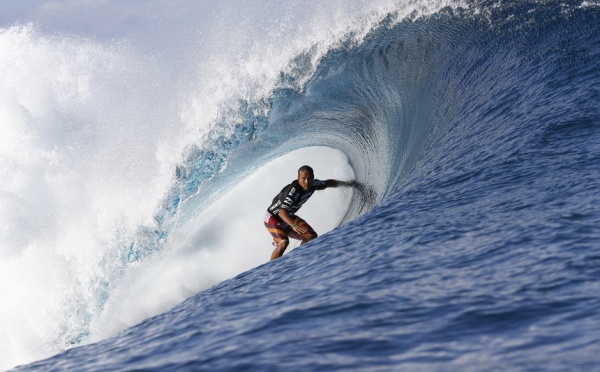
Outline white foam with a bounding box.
[0,24,183,370]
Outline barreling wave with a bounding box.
[121,0,600,308]
[5,0,600,369]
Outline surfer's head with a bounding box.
[297,165,314,191]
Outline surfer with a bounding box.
[264,165,355,260]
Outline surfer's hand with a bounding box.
[294,224,308,234]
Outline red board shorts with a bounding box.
[264,212,317,246]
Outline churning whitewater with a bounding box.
[2,0,600,370]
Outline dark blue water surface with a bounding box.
[15,0,600,370]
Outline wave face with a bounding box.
[5,0,600,370]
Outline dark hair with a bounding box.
[298,165,314,175]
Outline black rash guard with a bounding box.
[267,179,328,217]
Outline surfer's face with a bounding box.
[298,170,314,191]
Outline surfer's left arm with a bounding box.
[325,179,355,188]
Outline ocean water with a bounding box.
[2,0,600,370]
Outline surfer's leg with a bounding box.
[265,212,291,260]
[270,240,289,260]
[299,230,318,245]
